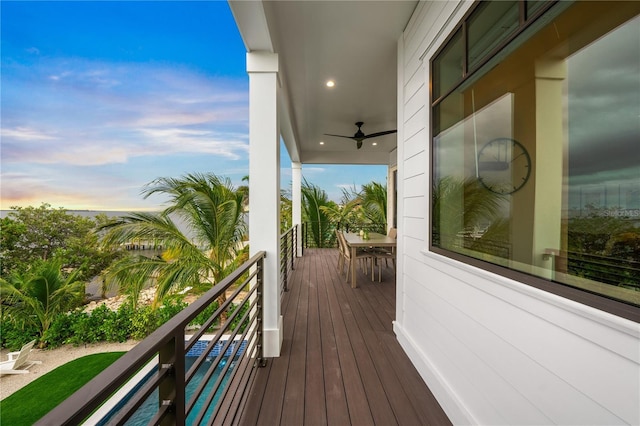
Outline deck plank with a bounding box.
[305,255,328,425]
[239,248,451,426]
[317,252,351,425]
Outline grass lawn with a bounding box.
[0,351,125,425]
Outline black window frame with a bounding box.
[428,0,640,323]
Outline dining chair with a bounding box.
[372,228,397,282]
[337,230,374,283]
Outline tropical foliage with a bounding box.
[301,179,336,248]
[359,181,387,225]
[301,179,389,247]
[0,204,119,280]
[0,260,85,345]
[432,176,507,252]
[100,173,249,308]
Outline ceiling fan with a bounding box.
[324,121,397,149]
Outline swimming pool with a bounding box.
[95,339,246,425]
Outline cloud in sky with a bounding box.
[3,58,249,163]
[2,56,250,210]
[1,1,387,211]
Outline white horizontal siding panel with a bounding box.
[403,48,424,88]
[403,103,426,141]
[404,285,559,425]
[404,127,427,159]
[420,253,640,424]
[404,231,427,256]
[403,255,637,424]
[402,216,426,242]
[402,1,431,63]
[403,195,425,220]
[404,1,456,67]
[403,64,424,105]
[401,259,511,424]
[403,150,425,180]
[415,1,472,64]
[404,173,426,198]
[404,84,426,124]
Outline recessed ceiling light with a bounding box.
[319,141,325,145]
[372,142,378,146]
[326,80,335,88]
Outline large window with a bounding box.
[431,1,640,314]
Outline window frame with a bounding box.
[428,0,640,323]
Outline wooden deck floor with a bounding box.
[239,248,451,426]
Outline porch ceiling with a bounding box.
[229,1,418,165]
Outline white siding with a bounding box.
[394,2,640,425]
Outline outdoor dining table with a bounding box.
[342,232,397,288]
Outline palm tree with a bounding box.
[432,176,507,251]
[320,186,362,231]
[301,179,335,248]
[100,173,248,308]
[360,181,387,227]
[0,260,85,345]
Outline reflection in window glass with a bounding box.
[565,14,640,298]
[431,2,640,307]
[468,0,519,70]
[433,28,464,100]
[526,0,548,19]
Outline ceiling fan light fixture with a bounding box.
[323,121,397,150]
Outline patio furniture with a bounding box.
[0,339,41,375]
[342,232,397,288]
[372,228,397,281]
[337,230,374,284]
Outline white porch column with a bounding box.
[247,52,282,357]
[292,162,302,257]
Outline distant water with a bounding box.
[1,209,192,235]
[1,209,143,219]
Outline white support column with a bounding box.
[292,162,302,257]
[247,51,282,357]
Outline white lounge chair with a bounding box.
[0,339,41,375]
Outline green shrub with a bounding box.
[42,310,84,348]
[103,305,133,342]
[130,305,159,340]
[4,297,198,350]
[229,301,251,333]
[189,301,220,330]
[157,300,188,325]
[0,318,39,350]
[69,305,110,344]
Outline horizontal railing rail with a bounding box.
[303,221,387,248]
[37,251,267,426]
[280,224,297,295]
[566,250,640,290]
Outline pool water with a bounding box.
[100,356,234,425]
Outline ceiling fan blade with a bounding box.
[362,129,397,139]
[324,133,357,140]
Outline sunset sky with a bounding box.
[1,1,386,211]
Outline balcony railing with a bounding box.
[566,250,640,291]
[280,224,297,294]
[302,221,387,248]
[37,251,267,426]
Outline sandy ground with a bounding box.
[0,340,139,400]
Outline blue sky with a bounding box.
[1,1,386,211]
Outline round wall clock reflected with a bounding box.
[477,137,531,194]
